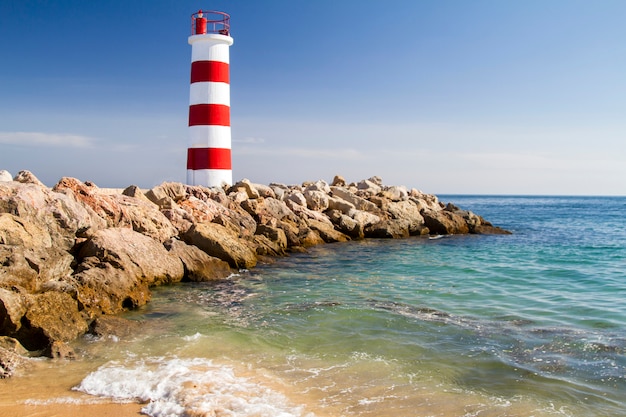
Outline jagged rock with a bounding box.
[13,170,46,187]
[165,238,233,282]
[54,178,178,243]
[77,227,184,287]
[0,289,27,335]
[327,209,364,239]
[176,196,228,228]
[229,178,260,199]
[422,208,470,235]
[0,345,30,378]
[17,291,88,354]
[303,189,330,211]
[253,234,286,257]
[352,209,382,229]
[331,187,379,212]
[251,182,276,199]
[305,219,350,243]
[331,175,346,187]
[0,213,75,292]
[89,315,144,340]
[0,170,12,182]
[240,197,297,225]
[386,200,427,235]
[183,222,257,270]
[255,224,288,250]
[71,227,184,315]
[49,341,76,360]
[145,182,187,208]
[381,185,409,202]
[327,196,356,216]
[285,190,307,207]
[365,218,411,238]
[357,179,382,196]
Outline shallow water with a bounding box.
[2,196,625,416]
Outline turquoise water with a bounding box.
[60,196,626,415]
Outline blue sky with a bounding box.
[1,1,625,195]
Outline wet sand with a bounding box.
[0,402,144,417]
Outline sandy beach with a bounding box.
[0,403,144,417]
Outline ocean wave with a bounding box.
[74,356,314,417]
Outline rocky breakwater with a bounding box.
[0,170,509,377]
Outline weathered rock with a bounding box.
[89,315,144,340]
[240,197,297,225]
[165,238,233,282]
[366,218,420,238]
[305,219,350,243]
[285,190,307,207]
[0,289,27,335]
[303,189,330,211]
[71,227,184,315]
[229,178,260,199]
[13,170,46,187]
[331,175,346,187]
[422,208,470,235]
[386,200,427,235]
[0,170,12,182]
[326,209,364,239]
[48,341,76,360]
[17,291,88,354]
[54,178,178,243]
[1,345,30,378]
[255,224,288,250]
[183,222,257,270]
[77,227,184,287]
[0,214,75,292]
[331,187,380,212]
[356,179,382,196]
[380,185,409,202]
[145,182,187,208]
[1,180,107,250]
[251,182,276,199]
[328,195,356,216]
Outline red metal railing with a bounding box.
[191,10,230,36]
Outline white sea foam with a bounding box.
[74,356,314,417]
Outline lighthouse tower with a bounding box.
[187,10,234,187]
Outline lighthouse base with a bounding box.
[187,169,232,188]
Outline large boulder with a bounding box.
[421,209,470,235]
[165,238,233,282]
[303,189,330,211]
[0,171,12,182]
[16,291,88,354]
[182,222,257,270]
[0,213,75,292]
[71,227,184,315]
[330,186,379,212]
[305,219,350,243]
[240,197,297,225]
[385,200,427,235]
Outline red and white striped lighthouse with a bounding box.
[187,10,234,187]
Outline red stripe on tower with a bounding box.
[186,10,234,187]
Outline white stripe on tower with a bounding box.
[186,10,234,187]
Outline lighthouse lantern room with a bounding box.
[186,10,234,187]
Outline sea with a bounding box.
[3,195,626,417]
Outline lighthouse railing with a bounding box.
[191,10,230,36]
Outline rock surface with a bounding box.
[0,170,510,376]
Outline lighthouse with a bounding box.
[187,10,234,187]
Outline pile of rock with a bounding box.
[0,170,509,376]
